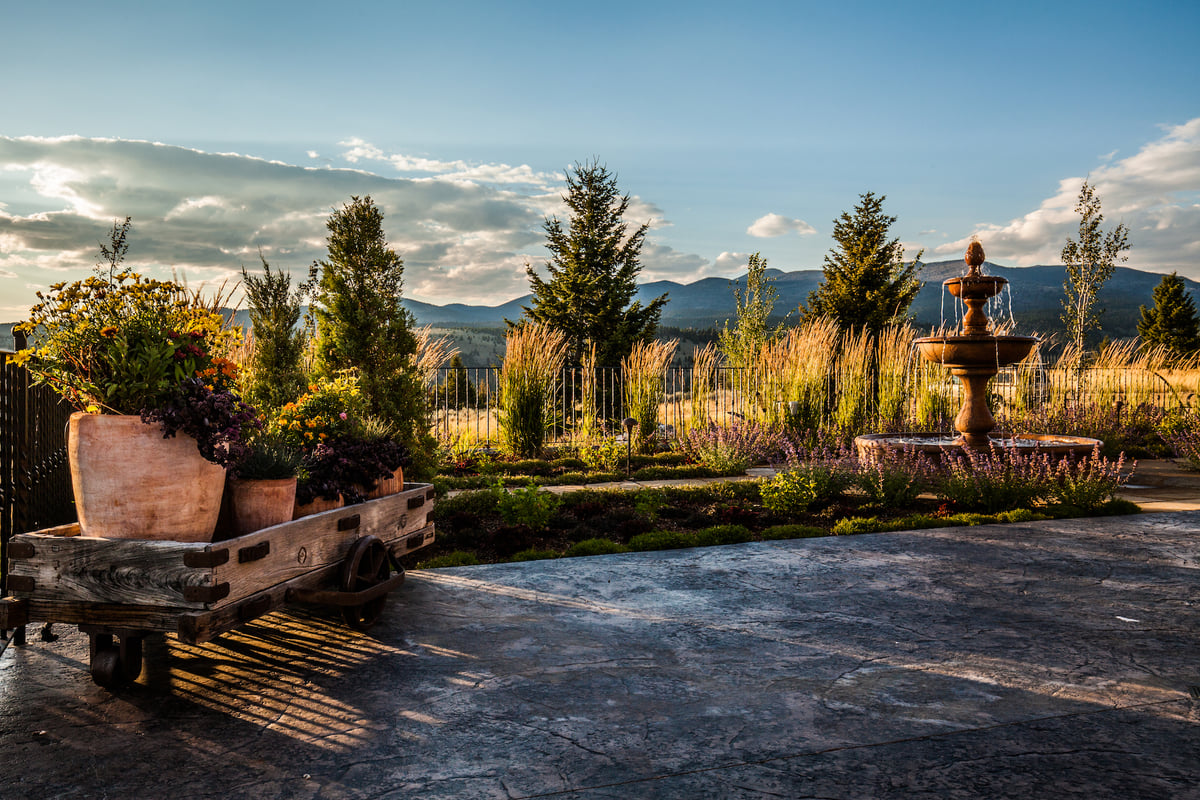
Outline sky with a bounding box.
[1,0,1198,318]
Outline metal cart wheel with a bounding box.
[339,535,393,631]
[87,631,144,688]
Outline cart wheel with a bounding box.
[88,632,143,688]
[340,535,392,631]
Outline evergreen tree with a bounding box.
[241,253,307,412]
[1061,180,1130,356]
[310,195,434,478]
[803,192,921,333]
[522,160,668,366]
[1137,271,1200,357]
[436,353,477,409]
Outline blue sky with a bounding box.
[1,0,1198,316]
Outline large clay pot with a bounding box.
[227,476,297,536]
[68,412,226,542]
[293,493,344,519]
[366,466,405,499]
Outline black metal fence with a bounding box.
[1,334,76,596]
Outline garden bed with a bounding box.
[404,479,1139,569]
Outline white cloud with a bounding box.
[0,136,716,312]
[935,117,1200,279]
[747,212,817,238]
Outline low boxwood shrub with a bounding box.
[495,481,561,528]
[692,524,752,546]
[627,529,696,551]
[433,488,500,517]
[565,538,631,557]
[760,524,827,540]
[416,551,481,569]
[508,549,559,562]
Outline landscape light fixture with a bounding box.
[622,417,637,477]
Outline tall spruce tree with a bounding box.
[522,160,667,366]
[1061,180,1130,356]
[310,195,434,478]
[803,192,921,333]
[1137,271,1200,357]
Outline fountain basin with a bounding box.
[854,432,1104,461]
[945,274,1007,301]
[914,334,1036,368]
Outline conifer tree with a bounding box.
[522,160,668,366]
[310,195,434,477]
[803,192,921,333]
[1137,271,1200,357]
[241,253,307,412]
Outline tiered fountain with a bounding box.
[855,240,1102,459]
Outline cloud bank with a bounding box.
[933,118,1200,277]
[0,137,711,316]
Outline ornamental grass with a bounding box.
[497,322,568,459]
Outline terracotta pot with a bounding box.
[366,466,405,499]
[293,493,344,519]
[227,476,297,536]
[68,412,226,542]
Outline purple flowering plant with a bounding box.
[140,377,261,469]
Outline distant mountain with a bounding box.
[5,261,1195,352]
[398,261,1199,339]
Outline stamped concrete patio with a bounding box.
[2,504,1198,799]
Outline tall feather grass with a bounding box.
[623,339,677,450]
[689,342,719,433]
[498,323,568,459]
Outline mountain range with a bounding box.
[401,259,1199,336]
[4,260,1195,353]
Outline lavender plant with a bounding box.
[683,419,787,472]
[934,444,1054,513]
[1048,447,1132,510]
[855,447,936,507]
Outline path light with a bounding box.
[623,417,637,477]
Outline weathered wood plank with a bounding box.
[14,598,186,632]
[6,535,215,607]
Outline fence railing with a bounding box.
[1,335,76,597]
[428,361,1191,449]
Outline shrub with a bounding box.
[760,524,827,540]
[494,481,561,528]
[578,439,623,472]
[760,462,852,515]
[633,489,667,520]
[832,516,884,535]
[416,551,481,569]
[692,525,752,546]
[627,530,696,551]
[565,538,631,558]
[432,488,500,518]
[1162,410,1200,470]
[1048,448,1131,511]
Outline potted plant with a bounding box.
[14,262,257,542]
[225,434,302,537]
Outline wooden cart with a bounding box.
[0,483,436,687]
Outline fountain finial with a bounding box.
[965,239,985,276]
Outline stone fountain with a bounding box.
[855,240,1102,459]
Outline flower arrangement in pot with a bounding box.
[223,433,304,538]
[271,373,411,517]
[13,235,258,541]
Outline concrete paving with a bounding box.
[2,506,1198,799]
